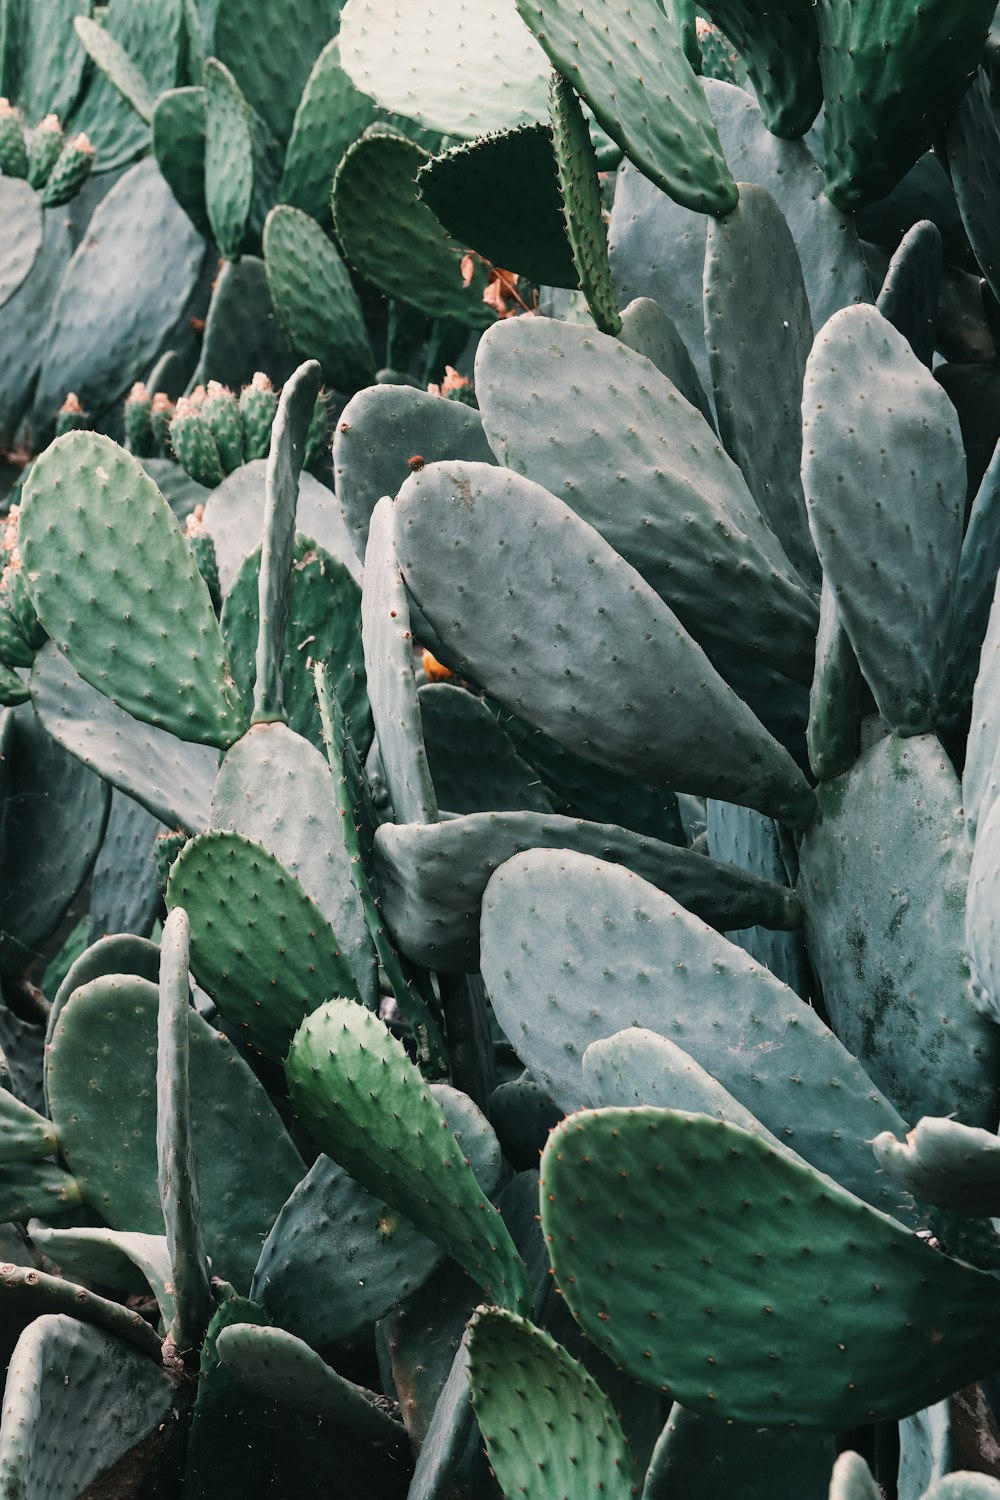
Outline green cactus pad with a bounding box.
[705,800,809,996]
[799,733,999,1125]
[287,998,531,1311]
[517,0,736,215]
[25,1228,175,1328]
[279,37,379,227]
[29,643,216,835]
[89,791,162,943]
[156,907,213,1350]
[213,0,346,147]
[394,463,815,825]
[313,665,447,1069]
[947,71,1000,315]
[168,829,361,1057]
[262,205,375,392]
[252,1083,499,1347]
[252,358,322,723]
[418,683,551,816]
[549,72,619,335]
[203,459,361,597]
[815,0,995,211]
[0,1160,82,1224]
[338,0,550,138]
[944,444,1000,783]
[334,382,496,564]
[698,1,820,136]
[418,124,576,289]
[0,1314,176,1500]
[9,0,90,127]
[209,723,376,1007]
[33,158,205,422]
[475,317,818,687]
[807,579,863,783]
[362,495,438,824]
[198,267,296,396]
[616,295,712,425]
[47,932,160,1056]
[872,1117,1000,1218]
[467,1306,633,1500]
[801,305,964,733]
[73,13,155,121]
[703,182,817,588]
[0,1263,163,1366]
[221,538,369,751]
[0,699,109,972]
[151,85,210,240]
[0,178,41,311]
[20,433,245,748]
[46,973,304,1289]
[643,1402,835,1499]
[480,849,912,1217]
[215,1322,405,1442]
[0,1083,57,1163]
[540,1108,1000,1425]
[204,59,254,261]
[333,128,493,328]
[374,810,800,974]
[876,220,942,368]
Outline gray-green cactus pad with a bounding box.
[480,849,912,1219]
[374,809,800,973]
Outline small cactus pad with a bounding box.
[539,1108,1000,1425]
[467,1306,633,1500]
[19,433,246,748]
[872,1117,1000,1218]
[167,830,361,1059]
[286,998,531,1311]
[214,1322,405,1443]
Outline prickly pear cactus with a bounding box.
[3,3,1000,1497]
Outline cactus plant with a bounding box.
[6,2,1000,1495]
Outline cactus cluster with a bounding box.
[4,0,1000,1496]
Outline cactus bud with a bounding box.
[124,382,154,457]
[149,391,175,452]
[0,99,28,178]
[183,504,221,610]
[26,113,64,190]
[40,131,95,207]
[238,371,277,461]
[54,392,89,437]
[202,381,244,474]
[169,396,225,488]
